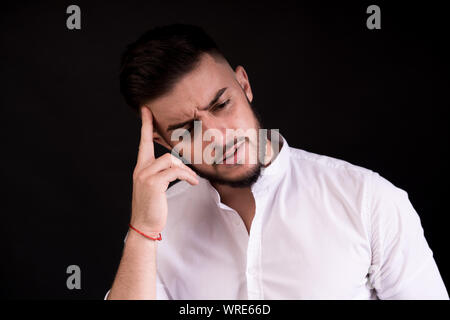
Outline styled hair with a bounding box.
[119,24,225,113]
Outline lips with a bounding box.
[221,139,245,163]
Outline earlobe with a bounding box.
[235,65,253,103]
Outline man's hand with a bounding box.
[130,106,198,236]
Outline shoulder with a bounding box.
[287,146,408,207]
[287,146,375,185]
[286,147,396,224]
[288,147,370,173]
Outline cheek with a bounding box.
[229,102,257,130]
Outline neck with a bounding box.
[211,137,281,235]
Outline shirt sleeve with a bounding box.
[367,172,449,299]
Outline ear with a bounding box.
[234,65,253,103]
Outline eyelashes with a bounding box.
[214,99,231,111]
[185,99,231,133]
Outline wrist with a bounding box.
[124,229,158,251]
[128,223,162,241]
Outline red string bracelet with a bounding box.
[128,223,162,241]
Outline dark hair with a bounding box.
[119,24,225,113]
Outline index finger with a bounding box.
[136,106,155,167]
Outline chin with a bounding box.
[216,162,254,175]
[194,162,262,188]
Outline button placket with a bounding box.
[245,191,267,300]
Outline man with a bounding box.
[106,24,448,299]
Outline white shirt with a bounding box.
[107,134,448,300]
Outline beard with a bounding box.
[194,160,263,188]
[188,96,266,188]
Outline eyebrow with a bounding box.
[166,87,228,132]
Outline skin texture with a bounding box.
[108,107,199,300]
[147,53,266,186]
[108,53,275,299]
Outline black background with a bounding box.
[1,1,448,299]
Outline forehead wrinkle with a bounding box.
[164,104,198,133]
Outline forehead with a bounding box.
[149,53,234,123]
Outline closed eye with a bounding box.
[212,99,230,112]
[183,99,230,134]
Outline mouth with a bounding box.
[220,139,246,164]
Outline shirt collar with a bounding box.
[201,131,290,208]
[250,131,290,194]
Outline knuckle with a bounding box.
[133,170,150,184]
[162,153,172,161]
[169,155,183,167]
[135,173,146,184]
[145,178,156,187]
[143,176,158,189]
